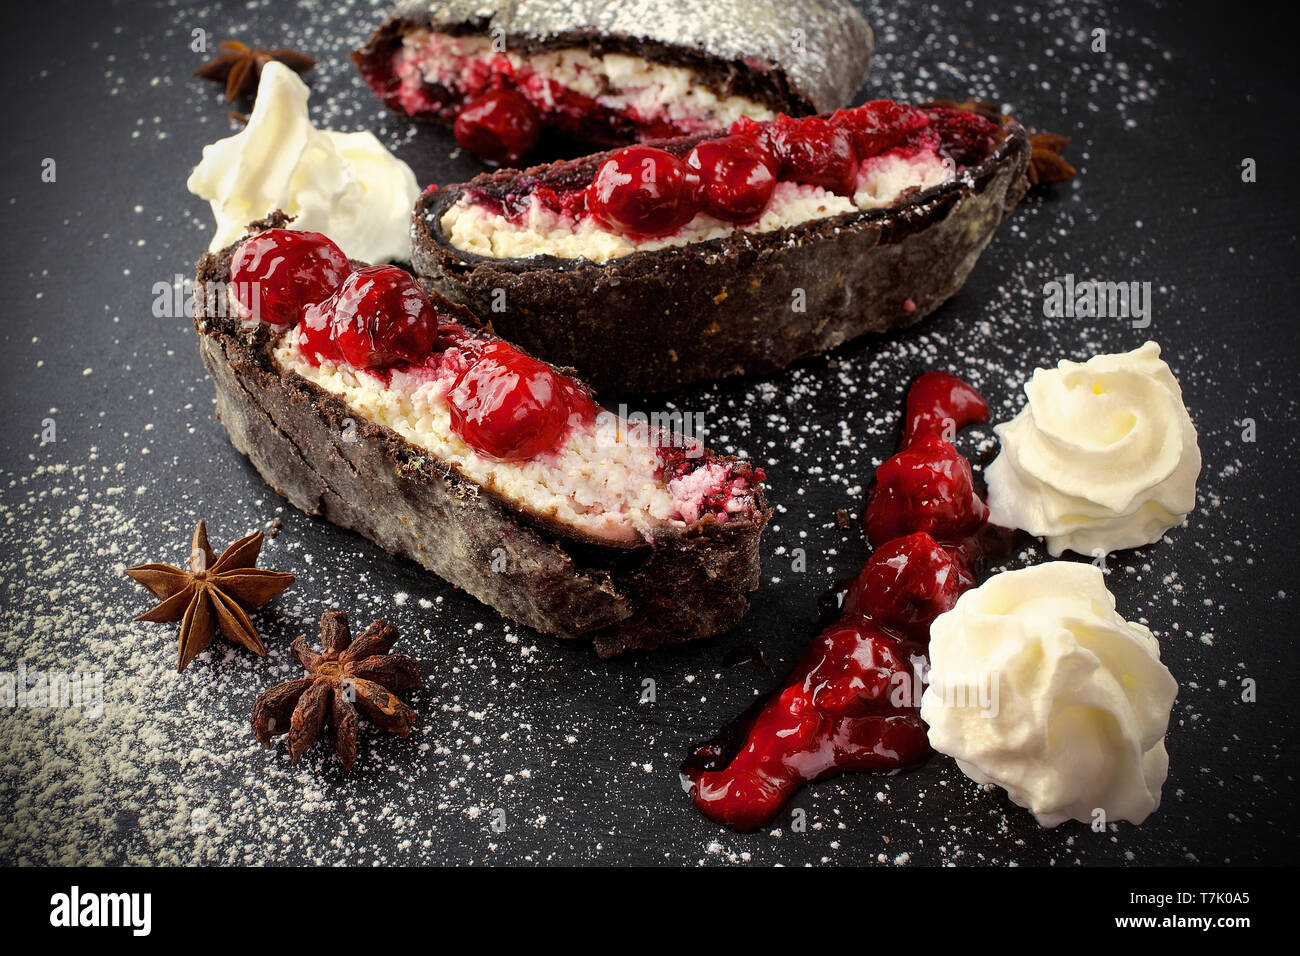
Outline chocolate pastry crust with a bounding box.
[412,121,1031,393]
[355,0,874,126]
[193,214,771,656]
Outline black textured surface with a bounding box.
[0,0,1297,866]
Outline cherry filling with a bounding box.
[446,341,588,461]
[361,36,719,162]
[466,100,1001,242]
[682,371,1005,832]
[830,101,931,159]
[229,229,350,327]
[685,135,777,223]
[586,146,701,238]
[764,115,859,197]
[229,227,603,463]
[453,89,541,167]
[318,266,439,370]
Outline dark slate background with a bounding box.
[0,0,1296,866]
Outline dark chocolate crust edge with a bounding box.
[353,2,872,124]
[411,123,1032,394]
[192,219,771,657]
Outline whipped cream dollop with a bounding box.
[920,562,1178,827]
[985,342,1201,556]
[187,61,419,263]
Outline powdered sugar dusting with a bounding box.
[1,0,1296,866]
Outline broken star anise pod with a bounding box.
[194,40,315,102]
[251,611,420,771]
[125,520,295,672]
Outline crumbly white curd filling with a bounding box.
[395,31,775,133]
[441,149,955,262]
[272,334,745,542]
[920,562,1179,828]
[985,342,1201,556]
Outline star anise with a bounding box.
[125,521,295,672]
[922,98,1077,187]
[1027,131,1077,186]
[251,612,420,771]
[194,40,315,102]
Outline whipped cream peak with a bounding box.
[986,341,1201,556]
[920,561,1179,828]
[187,61,419,263]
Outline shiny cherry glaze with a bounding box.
[901,370,989,447]
[924,107,1002,167]
[685,134,777,223]
[313,265,438,370]
[363,45,690,148]
[841,532,975,640]
[586,146,701,238]
[229,229,350,327]
[765,115,860,197]
[447,342,590,460]
[492,102,1002,235]
[282,246,588,468]
[296,298,338,366]
[830,100,932,159]
[864,437,988,547]
[453,89,541,166]
[683,371,1003,832]
[688,615,930,834]
[866,372,991,546]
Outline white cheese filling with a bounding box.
[272,334,746,542]
[394,30,776,133]
[441,149,955,263]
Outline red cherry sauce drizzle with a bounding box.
[682,372,1006,832]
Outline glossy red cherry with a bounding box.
[902,371,990,448]
[767,116,860,196]
[685,135,777,223]
[803,617,920,718]
[558,378,598,428]
[865,436,988,547]
[841,532,975,639]
[926,107,1000,167]
[453,89,541,166]
[323,265,438,370]
[296,299,339,366]
[686,616,931,831]
[586,146,701,238]
[830,100,932,159]
[229,229,350,327]
[447,342,573,460]
[432,321,486,357]
[728,116,777,153]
